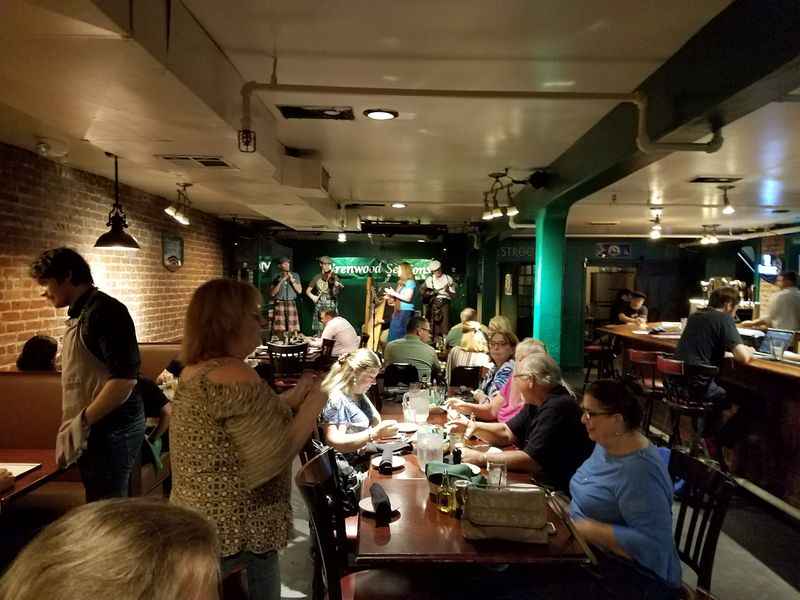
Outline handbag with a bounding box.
[461,485,554,543]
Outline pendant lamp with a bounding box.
[95,153,140,250]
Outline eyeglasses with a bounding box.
[419,327,431,333]
[579,406,617,420]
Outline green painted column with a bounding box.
[533,205,568,362]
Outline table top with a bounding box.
[0,448,63,513]
[355,409,588,566]
[598,323,800,380]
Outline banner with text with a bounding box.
[330,257,434,281]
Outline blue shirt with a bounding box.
[480,359,514,395]
[398,280,416,311]
[569,444,681,588]
[320,389,379,433]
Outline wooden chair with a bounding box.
[582,334,617,393]
[295,449,437,600]
[378,363,420,404]
[449,365,482,389]
[267,342,308,391]
[669,450,737,599]
[625,349,666,437]
[314,338,336,371]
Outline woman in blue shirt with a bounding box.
[570,379,681,599]
[385,262,417,342]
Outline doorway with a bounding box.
[498,263,535,337]
[585,266,637,323]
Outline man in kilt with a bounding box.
[306,256,344,335]
[270,256,302,336]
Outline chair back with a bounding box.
[383,363,419,387]
[267,342,308,376]
[295,448,349,600]
[320,338,336,360]
[626,349,662,392]
[449,365,482,389]
[669,450,736,593]
[657,357,719,411]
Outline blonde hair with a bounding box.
[488,315,514,335]
[459,307,477,323]
[396,262,414,282]
[321,348,382,398]
[182,278,261,364]
[460,327,488,353]
[0,499,220,600]
[489,329,518,350]
[516,337,547,360]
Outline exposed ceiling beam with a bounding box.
[515,0,800,221]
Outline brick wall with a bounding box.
[0,143,226,370]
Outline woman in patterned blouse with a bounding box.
[171,279,327,600]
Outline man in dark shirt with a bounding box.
[609,289,631,324]
[455,354,593,491]
[30,247,145,501]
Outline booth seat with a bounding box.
[138,341,182,380]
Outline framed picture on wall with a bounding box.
[162,233,183,272]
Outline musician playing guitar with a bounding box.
[421,259,456,341]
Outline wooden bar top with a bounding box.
[0,448,62,514]
[598,323,800,380]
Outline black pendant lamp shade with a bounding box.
[95,153,140,250]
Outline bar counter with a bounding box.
[599,323,800,509]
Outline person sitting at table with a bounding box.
[449,337,546,422]
[609,288,632,325]
[383,316,442,383]
[570,379,682,598]
[320,348,398,460]
[171,278,327,600]
[617,291,648,326]
[445,323,492,385]
[315,308,360,357]
[16,335,58,371]
[0,498,220,600]
[0,468,13,492]
[445,307,478,348]
[453,353,593,491]
[472,330,518,403]
[487,314,514,336]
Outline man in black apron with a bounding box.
[30,248,144,501]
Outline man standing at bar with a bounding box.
[741,271,800,331]
[270,256,302,337]
[30,247,145,501]
[421,259,456,342]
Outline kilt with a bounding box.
[272,300,300,334]
[312,294,338,335]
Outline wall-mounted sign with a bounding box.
[595,243,631,259]
[498,240,535,262]
[329,257,436,280]
[162,234,183,272]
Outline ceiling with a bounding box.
[10,0,798,238]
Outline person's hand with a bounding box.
[374,419,398,439]
[459,447,484,467]
[0,468,14,493]
[446,398,473,416]
[446,414,469,433]
[472,389,488,404]
[55,409,90,468]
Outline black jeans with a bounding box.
[78,397,145,502]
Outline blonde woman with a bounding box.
[445,323,492,385]
[449,337,546,422]
[0,498,220,600]
[384,261,417,342]
[171,279,327,600]
[488,314,514,336]
[320,348,397,459]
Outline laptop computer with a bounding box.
[753,328,796,359]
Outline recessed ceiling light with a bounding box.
[391,202,407,208]
[364,109,398,120]
[417,239,426,243]
[323,109,341,116]
[542,80,576,88]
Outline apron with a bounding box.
[60,289,112,424]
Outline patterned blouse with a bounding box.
[170,362,293,557]
[480,359,515,396]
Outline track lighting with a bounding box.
[719,185,736,215]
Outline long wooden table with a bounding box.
[355,406,589,567]
[0,449,62,515]
[599,322,800,509]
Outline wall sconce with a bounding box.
[94,153,140,250]
[166,183,192,226]
[238,128,256,153]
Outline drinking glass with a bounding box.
[401,393,416,423]
[413,391,430,424]
[416,426,443,469]
[486,459,507,488]
[771,338,787,361]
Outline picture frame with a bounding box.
[162,233,184,272]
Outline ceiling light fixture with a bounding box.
[490,191,504,219]
[417,239,426,243]
[95,153,140,250]
[719,184,736,215]
[481,192,493,220]
[700,224,720,245]
[505,186,519,217]
[649,228,662,240]
[166,183,192,226]
[648,210,663,240]
[337,232,347,243]
[391,202,407,209]
[364,109,398,120]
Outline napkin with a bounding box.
[364,440,412,456]
[424,461,486,486]
[369,482,393,525]
[378,447,394,474]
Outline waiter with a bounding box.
[422,259,456,341]
[306,255,343,335]
[30,247,144,501]
[270,256,302,337]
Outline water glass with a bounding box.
[413,391,431,424]
[401,393,416,423]
[771,338,787,361]
[486,459,507,488]
[416,426,444,469]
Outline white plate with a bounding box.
[358,496,399,515]
[462,463,481,476]
[370,455,406,470]
[397,422,418,433]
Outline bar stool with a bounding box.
[656,356,725,470]
[583,334,617,393]
[625,349,665,438]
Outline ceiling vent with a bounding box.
[689,175,742,184]
[155,154,238,169]
[589,221,619,226]
[771,208,790,214]
[360,220,447,236]
[277,105,355,120]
